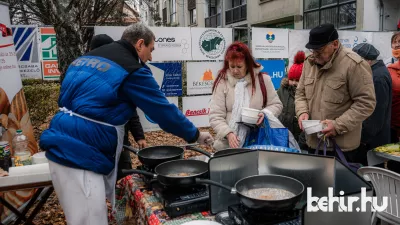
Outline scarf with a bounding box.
[392,48,400,59]
[228,78,250,147]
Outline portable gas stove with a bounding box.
[152,182,210,218]
[215,204,301,225]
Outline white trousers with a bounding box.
[49,160,108,225]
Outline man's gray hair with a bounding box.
[121,22,155,46]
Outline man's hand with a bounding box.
[197,132,214,145]
[321,120,337,137]
[227,132,240,148]
[137,139,147,149]
[298,113,309,130]
[256,113,264,126]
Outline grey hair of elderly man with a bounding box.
[121,22,155,47]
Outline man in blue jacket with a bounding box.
[40,23,213,225]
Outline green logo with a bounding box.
[199,29,226,59]
[41,35,57,60]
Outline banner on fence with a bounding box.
[148,62,182,96]
[40,27,60,80]
[252,28,289,59]
[11,25,42,79]
[182,95,212,128]
[257,60,286,90]
[191,28,233,60]
[186,61,221,95]
[0,3,38,220]
[94,26,193,61]
[137,97,179,132]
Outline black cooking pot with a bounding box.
[196,174,304,211]
[122,159,209,187]
[124,144,206,168]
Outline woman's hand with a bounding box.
[256,113,264,126]
[227,132,240,148]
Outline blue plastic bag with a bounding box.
[243,116,289,147]
[245,145,300,153]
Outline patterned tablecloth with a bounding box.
[114,175,215,225]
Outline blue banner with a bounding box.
[148,62,182,96]
[257,60,285,90]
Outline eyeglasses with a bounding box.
[309,42,333,55]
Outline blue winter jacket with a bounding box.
[40,40,199,175]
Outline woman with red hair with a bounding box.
[209,42,283,150]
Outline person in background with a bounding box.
[209,42,283,151]
[352,43,392,165]
[388,32,400,144]
[40,23,213,225]
[89,34,147,181]
[277,51,305,148]
[295,24,376,164]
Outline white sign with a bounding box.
[288,29,311,68]
[151,27,192,61]
[252,28,289,59]
[94,26,192,61]
[11,25,42,79]
[372,32,394,63]
[186,62,222,95]
[94,26,125,43]
[337,30,373,49]
[137,97,179,132]
[191,28,233,60]
[182,95,212,128]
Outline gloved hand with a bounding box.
[197,132,214,146]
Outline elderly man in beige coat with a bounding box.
[295,24,376,164]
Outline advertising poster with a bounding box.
[252,27,289,59]
[182,95,212,128]
[148,62,182,96]
[257,60,286,90]
[40,27,60,80]
[11,25,42,79]
[186,61,222,95]
[94,26,193,61]
[191,28,233,61]
[0,2,38,220]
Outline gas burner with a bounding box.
[218,204,301,225]
[152,182,210,218]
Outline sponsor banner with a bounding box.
[257,60,286,90]
[288,29,310,68]
[0,3,38,220]
[191,28,233,61]
[252,28,289,59]
[148,62,182,96]
[186,62,222,95]
[40,27,60,80]
[137,97,179,132]
[337,31,373,49]
[94,26,192,61]
[11,25,42,79]
[182,95,211,128]
[372,32,394,64]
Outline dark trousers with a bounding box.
[116,149,133,182]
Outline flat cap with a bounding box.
[352,43,380,60]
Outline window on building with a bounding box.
[304,0,356,29]
[190,8,197,24]
[232,0,246,8]
[169,0,176,23]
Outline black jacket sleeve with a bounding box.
[129,109,145,141]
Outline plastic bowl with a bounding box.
[302,120,323,134]
[241,107,261,117]
[241,115,259,124]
